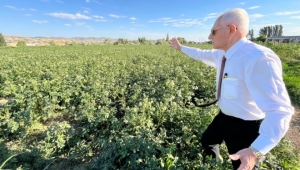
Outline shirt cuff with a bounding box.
[181,46,189,52]
[251,134,277,155]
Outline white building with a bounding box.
[266,36,300,43]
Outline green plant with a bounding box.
[17,41,27,47]
[0,44,298,169]
[0,33,6,46]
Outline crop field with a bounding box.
[0,43,299,169]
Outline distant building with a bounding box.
[266,36,300,43]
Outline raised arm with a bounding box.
[170,37,182,51]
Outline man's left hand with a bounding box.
[229,148,257,170]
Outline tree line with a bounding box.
[248,25,283,42]
[0,25,285,47]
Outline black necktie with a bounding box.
[194,56,226,107]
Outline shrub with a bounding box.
[17,41,26,47]
[0,33,6,46]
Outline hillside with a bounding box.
[3,35,111,46]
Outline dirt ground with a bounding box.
[285,109,300,149]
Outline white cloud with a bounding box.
[203,15,217,21]
[57,0,63,3]
[291,16,300,19]
[208,13,218,16]
[30,8,37,11]
[86,0,90,2]
[47,13,91,20]
[83,10,89,14]
[275,11,300,15]
[5,5,18,10]
[93,15,104,19]
[91,0,101,4]
[240,2,245,5]
[129,17,137,20]
[32,20,48,24]
[149,18,203,28]
[109,14,126,18]
[93,15,106,22]
[95,19,106,22]
[149,17,172,22]
[249,14,264,19]
[248,6,260,9]
[65,24,71,26]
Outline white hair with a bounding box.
[219,8,249,34]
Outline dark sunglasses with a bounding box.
[211,25,230,35]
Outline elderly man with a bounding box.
[170,8,294,170]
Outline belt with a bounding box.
[219,110,264,123]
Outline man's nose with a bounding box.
[208,33,212,40]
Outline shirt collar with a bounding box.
[225,37,248,60]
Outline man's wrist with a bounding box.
[249,146,265,162]
[178,45,182,51]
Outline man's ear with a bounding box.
[229,24,237,34]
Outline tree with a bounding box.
[115,38,129,45]
[104,38,113,45]
[138,37,147,44]
[17,40,26,47]
[177,37,187,44]
[255,35,266,42]
[279,25,283,36]
[156,39,167,45]
[259,27,268,37]
[247,29,254,41]
[267,26,272,37]
[166,33,169,42]
[0,33,6,46]
[259,25,283,37]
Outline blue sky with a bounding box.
[1,0,300,42]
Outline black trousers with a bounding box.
[201,110,263,170]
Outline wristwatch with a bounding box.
[249,146,266,162]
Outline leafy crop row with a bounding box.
[0,44,299,169]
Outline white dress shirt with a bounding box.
[181,37,294,155]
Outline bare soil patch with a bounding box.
[285,109,300,149]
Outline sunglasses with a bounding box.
[210,25,229,35]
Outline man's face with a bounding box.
[208,18,229,50]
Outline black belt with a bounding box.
[219,110,264,122]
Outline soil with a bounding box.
[285,109,300,149]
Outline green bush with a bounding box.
[0,33,6,46]
[17,41,26,47]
